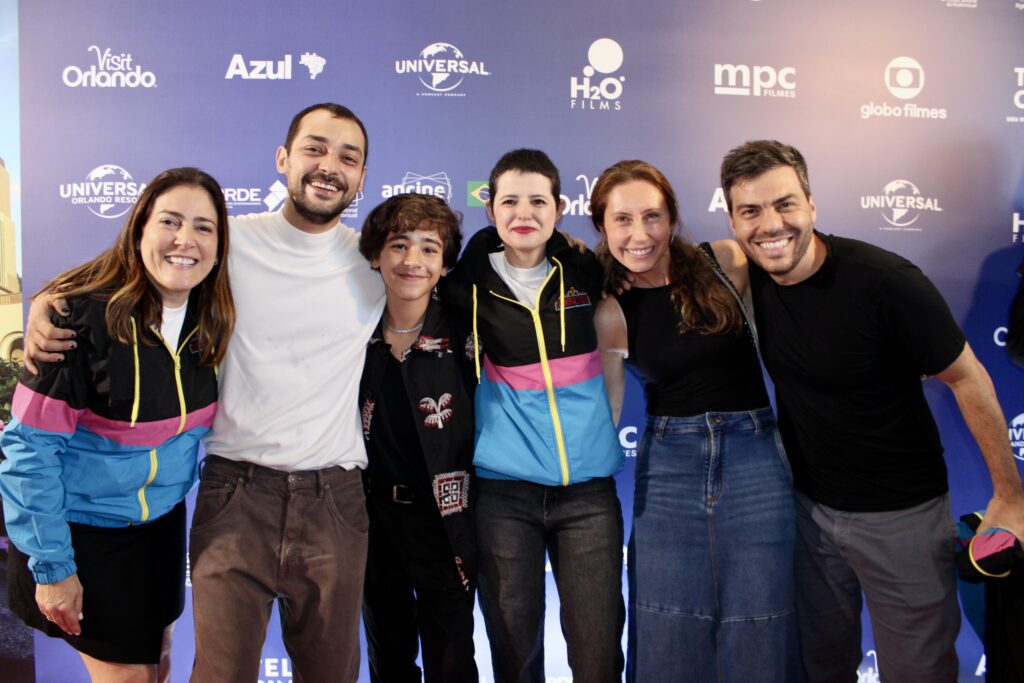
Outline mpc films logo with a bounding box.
[860,56,948,120]
[63,46,156,88]
[59,165,144,219]
[1007,68,1024,124]
[467,181,489,207]
[570,38,625,111]
[1009,414,1024,461]
[395,43,491,96]
[381,172,453,201]
[861,179,943,231]
[225,52,326,80]
[713,62,796,98]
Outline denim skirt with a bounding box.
[626,407,802,683]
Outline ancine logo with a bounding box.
[395,43,490,96]
[861,179,943,231]
[62,46,157,88]
[570,38,625,111]
[225,52,326,80]
[59,165,145,219]
[381,172,453,201]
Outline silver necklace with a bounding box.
[383,316,424,334]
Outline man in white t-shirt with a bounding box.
[25,103,386,682]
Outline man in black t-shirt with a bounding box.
[720,140,1024,683]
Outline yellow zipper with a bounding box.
[488,265,571,486]
[137,449,158,522]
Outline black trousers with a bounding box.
[362,493,478,683]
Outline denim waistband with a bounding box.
[200,453,361,495]
[646,407,776,436]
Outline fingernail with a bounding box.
[78,613,84,620]
[69,342,77,349]
[59,308,70,316]
[69,331,76,338]
[56,355,64,362]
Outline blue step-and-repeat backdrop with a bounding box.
[10,0,1024,680]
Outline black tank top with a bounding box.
[617,284,769,417]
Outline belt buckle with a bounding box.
[392,484,414,504]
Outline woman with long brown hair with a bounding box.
[0,167,233,683]
[592,160,800,682]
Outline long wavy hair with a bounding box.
[590,160,742,335]
[42,167,235,366]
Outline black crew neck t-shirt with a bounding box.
[749,233,965,512]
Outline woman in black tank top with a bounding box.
[591,161,801,682]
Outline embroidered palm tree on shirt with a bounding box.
[420,393,453,429]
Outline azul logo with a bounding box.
[1009,414,1024,461]
[860,56,948,120]
[225,52,326,80]
[59,165,144,219]
[1007,68,1024,124]
[714,63,796,98]
[395,43,490,96]
[570,38,625,111]
[861,180,943,231]
[467,181,489,207]
[381,172,452,201]
[560,174,598,216]
[1013,212,1024,242]
[62,46,156,89]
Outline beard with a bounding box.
[289,172,351,225]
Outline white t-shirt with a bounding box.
[160,302,187,349]
[488,251,551,307]
[204,211,386,472]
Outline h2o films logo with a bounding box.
[62,46,157,88]
[570,38,625,111]
[859,56,948,120]
[860,179,943,232]
[59,165,145,219]
[713,62,796,98]
[395,42,491,97]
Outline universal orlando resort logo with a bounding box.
[63,46,157,88]
[60,165,145,219]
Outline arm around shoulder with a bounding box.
[595,296,628,427]
[709,239,750,300]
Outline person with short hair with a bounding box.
[2,167,233,683]
[442,149,625,683]
[356,193,479,683]
[720,139,1024,683]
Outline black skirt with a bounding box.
[7,500,187,664]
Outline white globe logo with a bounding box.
[583,38,624,79]
[885,56,925,100]
[85,164,138,219]
[881,179,922,227]
[418,42,466,92]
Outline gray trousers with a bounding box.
[188,455,369,683]
[794,491,961,683]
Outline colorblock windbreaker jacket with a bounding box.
[0,295,217,584]
[442,227,622,487]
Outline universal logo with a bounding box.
[1009,414,1024,461]
[225,53,326,80]
[861,180,943,231]
[381,172,453,201]
[570,38,625,111]
[62,46,156,88]
[860,56,948,120]
[714,63,796,98]
[395,43,491,97]
[59,165,145,219]
[1007,68,1024,124]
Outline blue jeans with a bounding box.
[627,408,802,683]
[475,476,625,683]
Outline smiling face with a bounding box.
[275,108,367,233]
[599,180,673,286]
[487,170,563,268]
[138,184,219,308]
[728,165,821,285]
[371,227,446,307]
